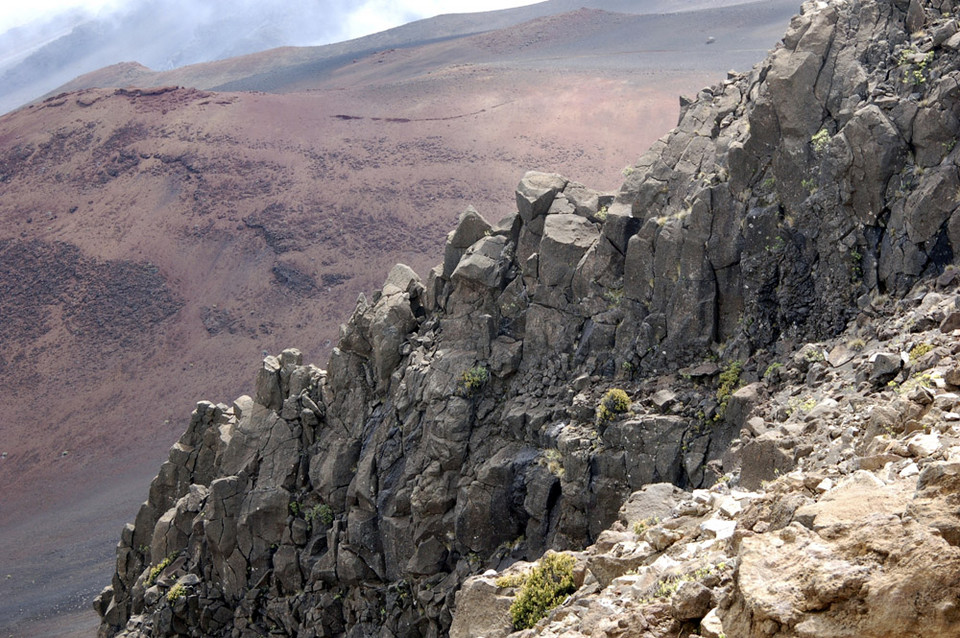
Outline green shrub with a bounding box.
[495,573,528,589]
[146,553,177,586]
[811,128,830,154]
[167,582,186,603]
[910,342,934,362]
[597,388,630,424]
[458,366,489,397]
[509,552,576,630]
[714,360,743,420]
[307,503,334,527]
[632,516,659,537]
[762,361,783,380]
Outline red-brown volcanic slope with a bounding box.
[0,4,797,635]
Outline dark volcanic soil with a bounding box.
[0,3,798,635]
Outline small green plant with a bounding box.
[458,366,489,397]
[801,177,818,195]
[898,370,940,394]
[496,573,528,589]
[641,562,727,604]
[146,553,178,586]
[763,361,784,380]
[786,395,817,415]
[604,287,624,307]
[848,338,866,351]
[508,552,576,630]
[540,448,564,478]
[167,582,186,603]
[597,388,631,424]
[714,360,743,420]
[909,342,934,362]
[289,501,301,517]
[306,503,334,527]
[899,48,934,85]
[811,128,830,154]
[632,516,659,537]
[595,205,609,221]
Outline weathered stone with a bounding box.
[739,432,795,490]
[516,171,568,223]
[671,581,713,620]
[538,214,599,289]
[451,235,510,289]
[449,576,513,638]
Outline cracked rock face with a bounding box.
[98,0,960,636]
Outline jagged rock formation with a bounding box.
[97,0,960,636]
[453,273,960,638]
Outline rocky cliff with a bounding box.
[97,0,960,636]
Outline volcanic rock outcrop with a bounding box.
[97,0,960,636]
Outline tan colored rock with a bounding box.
[794,470,908,531]
[449,575,514,638]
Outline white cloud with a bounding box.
[0,0,126,32]
[0,0,537,39]
[339,0,537,39]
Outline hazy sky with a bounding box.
[0,0,538,38]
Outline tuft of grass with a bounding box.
[146,553,178,586]
[495,573,528,589]
[632,516,659,537]
[540,448,564,478]
[909,342,934,362]
[763,361,784,380]
[167,582,186,603]
[508,552,576,630]
[597,388,631,424]
[714,360,743,420]
[307,503,334,527]
[811,128,830,154]
[458,366,489,398]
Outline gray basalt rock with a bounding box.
[99,1,960,637]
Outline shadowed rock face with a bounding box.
[95,0,960,637]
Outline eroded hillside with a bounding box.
[95,1,960,636]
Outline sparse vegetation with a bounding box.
[603,287,624,307]
[146,553,177,586]
[763,361,784,380]
[811,128,830,154]
[508,552,576,630]
[540,448,564,478]
[595,205,609,221]
[496,572,528,589]
[715,360,743,420]
[307,503,334,527]
[909,342,934,362]
[167,582,186,603]
[458,366,489,397]
[597,388,631,424]
[642,562,727,603]
[633,517,659,537]
[899,48,934,86]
